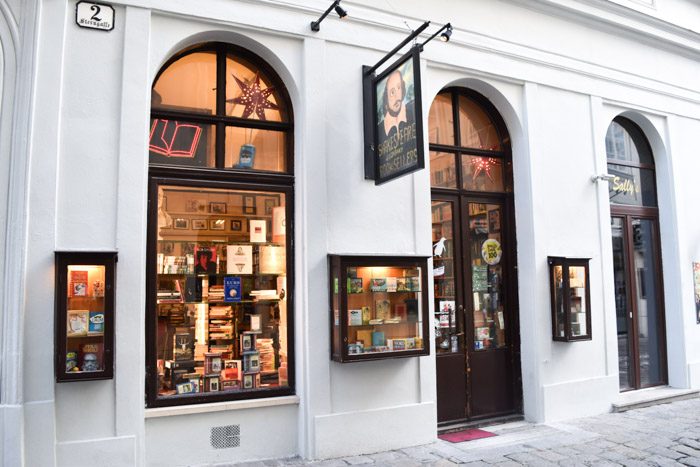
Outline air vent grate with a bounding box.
[210,424,241,449]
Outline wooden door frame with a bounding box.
[610,205,668,391]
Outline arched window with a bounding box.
[605,117,656,207]
[146,43,294,407]
[428,90,511,192]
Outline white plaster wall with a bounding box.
[13,0,700,464]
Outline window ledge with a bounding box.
[144,395,300,418]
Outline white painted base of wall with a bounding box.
[145,404,298,466]
[688,361,700,388]
[1,405,23,467]
[314,402,436,460]
[542,375,618,422]
[57,436,136,467]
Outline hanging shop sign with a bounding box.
[75,1,115,32]
[363,46,425,185]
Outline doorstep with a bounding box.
[438,414,524,434]
[612,386,700,412]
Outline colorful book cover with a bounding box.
[396,278,410,292]
[66,310,89,337]
[394,304,407,321]
[375,299,391,321]
[361,306,372,324]
[369,278,387,292]
[88,311,105,335]
[249,219,267,243]
[348,309,363,326]
[78,342,104,372]
[70,270,89,297]
[386,277,397,292]
[347,278,363,294]
[194,246,217,274]
[371,331,385,347]
[223,276,242,302]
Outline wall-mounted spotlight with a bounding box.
[310,0,348,32]
[419,22,453,48]
[591,173,616,183]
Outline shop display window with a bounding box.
[150,184,290,402]
[548,257,592,341]
[329,255,430,362]
[55,252,116,382]
[146,42,294,407]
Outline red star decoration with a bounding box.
[471,157,499,182]
[227,73,278,120]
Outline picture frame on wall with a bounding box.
[192,219,207,230]
[185,199,205,213]
[264,198,278,215]
[231,219,243,232]
[173,218,189,230]
[488,209,501,233]
[210,219,226,230]
[209,202,227,214]
[243,195,256,215]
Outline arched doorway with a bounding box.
[429,88,521,426]
[606,117,667,391]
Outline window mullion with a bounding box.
[216,45,227,169]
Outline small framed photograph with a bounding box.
[192,219,207,230]
[173,218,189,230]
[210,219,226,230]
[209,202,227,214]
[161,241,175,255]
[264,198,278,215]
[243,195,256,215]
[243,373,254,389]
[230,219,243,232]
[185,199,204,213]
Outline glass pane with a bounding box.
[607,164,657,207]
[66,265,107,374]
[462,155,504,192]
[432,201,459,354]
[569,266,587,337]
[149,119,216,168]
[430,152,457,188]
[612,217,634,390]
[155,185,288,398]
[633,219,664,387]
[458,95,501,151]
[552,264,565,338]
[226,55,286,122]
[469,203,506,351]
[225,127,287,172]
[345,265,424,355]
[152,52,216,115]
[428,93,455,145]
[605,120,653,166]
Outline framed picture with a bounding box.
[210,219,225,230]
[182,242,195,256]
[209,202,227,214]
[192,219,207,230]
[230,219,243,232]
[161,241,175,255]
[264,198,278,215]
[243,195,256,215]
[364,46,424,185]
[173,218,189,230]
[185,199,205,213]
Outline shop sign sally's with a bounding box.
[362,22,452,185]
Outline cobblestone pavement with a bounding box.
[229,398,700,466]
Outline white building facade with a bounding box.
[1,0,700,465]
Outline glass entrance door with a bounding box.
[433,198,517,424]
[611,215,667,390]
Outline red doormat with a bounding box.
[438,428,497,443]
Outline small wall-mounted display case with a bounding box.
[329,255,430,362]
[55,251,117,382]
[548,256,591,342]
